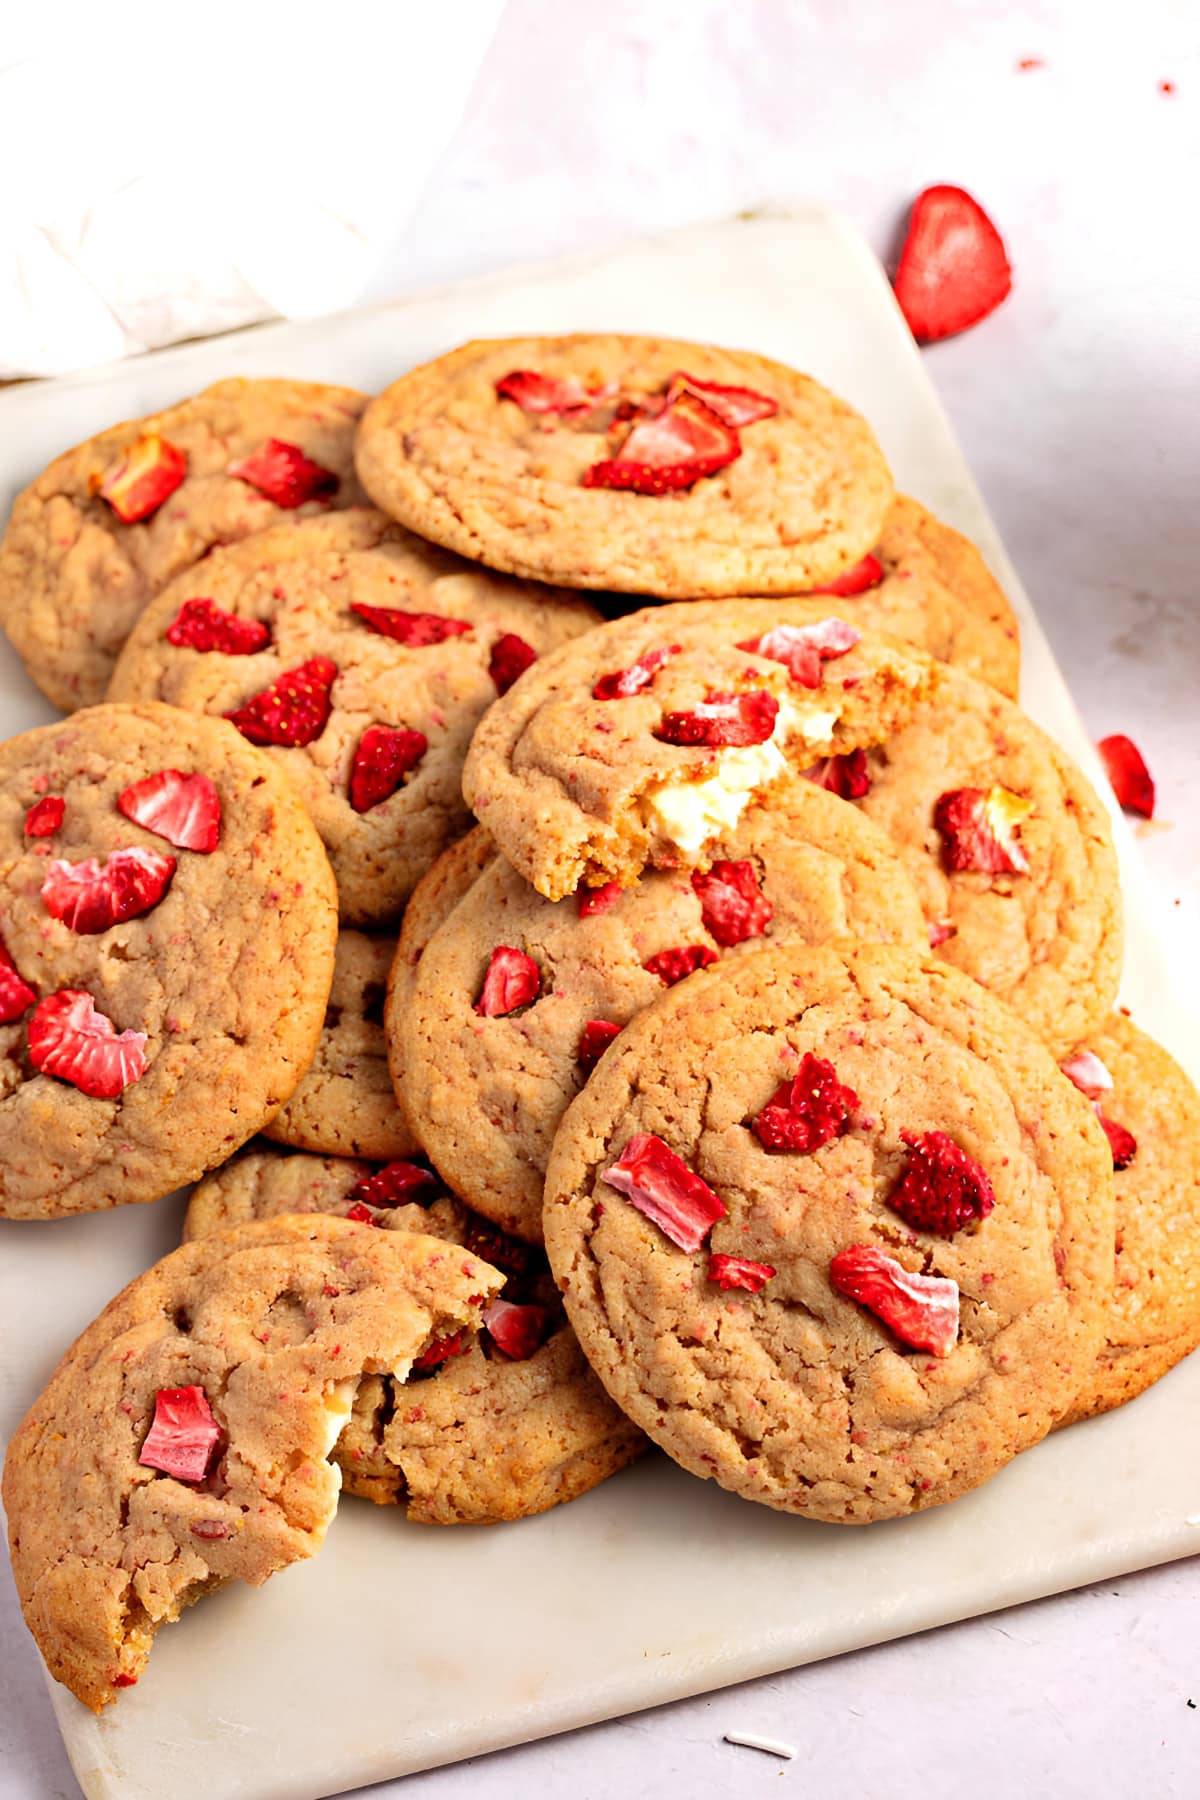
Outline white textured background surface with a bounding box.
[1,1,1197,1794]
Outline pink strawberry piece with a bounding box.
[830,1244,960,1357]
[27,990,148,1098]
[578,1018,622,1069]
[578,881,623,917]
[752,1052,858,1153]
[592,643,683,700]
[348,1161,440,1208]
[1097,734,1155,819]
[225,657,337,747]
[42,846,176,935]
[583,388,741,495]
[462,1218,538,1284]
[0,938,36,1024]
[413,1329,468,1373]
[483,1298,552,1360]
[893,185,1013,343]
[927,918,956,948]
[489,633,537,696]
[343,1201,378,1225]
[495,370,614,415]
[1098,1113,1138,1170]
[350,601,472,647]
[934,785,1031,875]
[643,944,719,987]
[888,1130,995,1236]
[98,434,187,524]
[1059,1050,1114,1102]
[166,598,270,655]
[601,1133,727,1252]
[737,617,860,688]
[805,749,871,799]
[138,1385,221,1483]
[117,769,221,853]
[475,946,541,1017]
[349,724,428,813]
[812,554,885,598]
[655,688,778,748]
[691,860,773,947]
[665,371,778,428]
[707,1252,776,1294]
[24,795,65,837]
[227,438,339,508]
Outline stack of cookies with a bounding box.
[0,335,1196,1716]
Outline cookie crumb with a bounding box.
[724,1730,796,1760]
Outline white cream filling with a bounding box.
[320,1378,358,1457]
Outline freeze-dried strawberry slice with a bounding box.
[225,657,337,747]
[928,918,956,948]
[888,1130,995,1235]
[24,795,65,837]
[578,1018,622,1069]
[1059,1050,1114,1102]
[692,860,773,947]
[893,185,1013,343]
[42,846,176,935]
[601,1133,727,1252]
[1097,734,1155,819]
[643,944,719,986]
[350,602,472,647]
[830,1244,960,1357]
[812,554,885,598]
[349,1160,440,1208]
[578,881,624,917]
[98,434,187,524]
[413,1330,469,1373]
[804,749,871,799]
[707,1253,776,1294]
[349,724,428,813]
[665,372,778,427]
[138,1386,221,1483]
[1098,1113,1138,1170]
[166,598,271,655]
[495,370,615,415]
[737,617,860,688]
[489,633,537,696]
[484,1298,552,1360]
[584,389,741,495]
[751,1052,858,1153]
[475,946,541,1016]
[462,1219,538,1284]
[117,770,221,853]
[0,938,36,1024]
[655,688,778,748]
[27,990,148,1098]
[344,1201,378,1225]
[934,785,1032,875]
[592,644,682,700]
[227,438,339,508]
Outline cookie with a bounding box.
[107,509,602,923]
[2,1213,502,1710]
[390,778,928,1242]
[1055,1015,1200,1425]
[184,1147,645,1524]
[543,944,1114,1523]
[355,334,894,596]
[0,379,369,711]
[0,702,338,1219]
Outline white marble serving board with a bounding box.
[1,209,1197,1800]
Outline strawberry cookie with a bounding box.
[2,1214,503,1709]
[107,509,601,923]
[355,334,894,596]
[0,702,338,1219]
[184,1147,645,1523]
[389,777,928,1242]
[543,944,1114,1523]
[0,379,369,712]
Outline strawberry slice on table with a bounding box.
[655,688,778,748]
[349,725,428,813]
[24,795,65,837]
[934,785,1032,875]
[578,881,624,918]
[584,388,742,495]
[225,658,337,747]
[665,372,778,427]
[830,1244,960,1357]
[41,847,176,935]
[893,185,1013,343]
[227,438,339,508]
[0,938,36,1024]
[811,554,885,597]
[348,1161,440,1208]
[98,434,187,524]
[484,1298,552,1360]
[578,1018,622,1070]
[601,1133,728,1252]
[707,1253,776,1294]
[495,370,615,415]
[751,1052,859,1153]
[138,1386,222,1483]
[475,946,541,1017]
[166,598,270,655]
[737,617,860,688]
[350,602,472,646]
[488,633,537,696]
[27,990,148,1098]
[887,1130,995,1235]
[691,860,773,947]
[592,644,682,700]
[1097,734,1155,819]
[804,749,871,799]
[117,770,221,853]
[642,944,719,986]
[413,1330,469,1374]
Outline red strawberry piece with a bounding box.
[349,1161,440,1208]
[888,1129,995,1235]
[475,946,541,1017]
[462,1219,538,1283]
[117,769,221,853]
[343,1201,378,1225]
[707,1252,776,1294]
[830,1244,960,1357]
[751,1052,858,1153]
[1097,734,1155,819]
[413,1329,469,1373]
[138,1385,221,1483]
[655,688,778,748]
[691,860,773,947]
[934,785,1032,875]
[24,795,65,837]
[1059,1050,1114,1102]
[927,918,956,948]
[601,1132,727,1252]
[483,1298,552,1360]
[804,749,871,799]
[349,724,428,813]
[98,434,187,524]
[1097,1113,1138,1170]
[578,881,623,917]
[893,185,1013,344]
[350,601,472,647]
[489,633,537,696]
[737,618,860,688]
[583,389,741,495]
[811,554,885,598]
[495,370,614,415]
[592,643,683,700]
[227,438,339,508]
[665,371,778,428]
[166,597,271,655]
[27,989,148,1097]
[578,1018,622,1069]
[643,944,719,986]
[42,846,176,935]
[0,937,36,1024]
[225,657,337,747]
